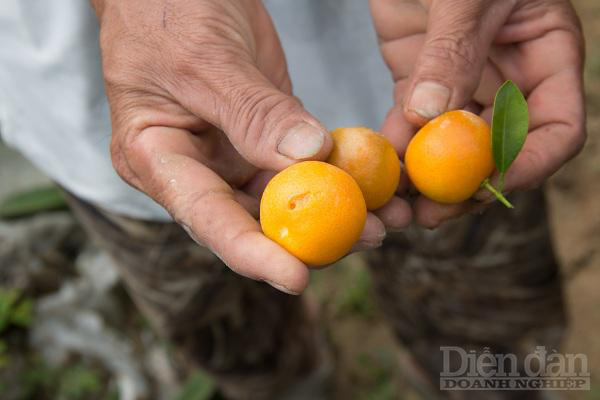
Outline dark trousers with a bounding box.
[64,189,565,400]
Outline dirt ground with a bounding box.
[0,1,598,399]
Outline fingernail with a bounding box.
[278,123,325,160]
[352,242,381,252]
[408,81,451,119]
[264,280,300,295]
[352,238,384,252]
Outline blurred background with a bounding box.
[0,1,598,399]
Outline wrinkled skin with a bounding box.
[370,0,586,227]
[92,0,585,294]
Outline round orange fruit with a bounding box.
[260,161,367,266]
[405,110,495,204]
[327,127,401,210]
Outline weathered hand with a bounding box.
[370,0,586,227]
[92,0,404,295]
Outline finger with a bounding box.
[495,1,582,45]
[503,72,585,191]
[477,73,585,203]
[380,79,418,156]
[160,1,333,172]
[176,61,332,172]
[474,59,505,107]
[413,196,472,229]
[373,196,413,231]
[380,34,425,82]
[404,0,515,124]
[490,29,583,95]
[369,0,427,42]
[381,103,417,156]
[396,163,411,194]
[243,170,276,199]
[351,213,387,252]
[233,191,260,219]
[503,29,585,190]
[382,79,487,157]
[475,29,585,201]
[120,126,310,294]
[381,33,506,107]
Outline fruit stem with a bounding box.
[482,179,514,209]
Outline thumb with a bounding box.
[185,64,332,172]
[404,0,515,124]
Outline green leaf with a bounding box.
[491,81,529,174]
[0,186,67,219]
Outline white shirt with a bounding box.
[0,0,392,221]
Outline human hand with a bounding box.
[370,0,586,228]
[92,0,410,294]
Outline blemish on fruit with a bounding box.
[288,192,311,210]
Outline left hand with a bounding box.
[370,0,586,228]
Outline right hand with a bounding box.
[370,0,585,228]
[92,0,411,294]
